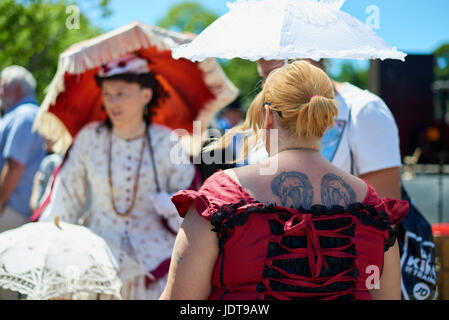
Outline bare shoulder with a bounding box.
[222,168,241,184]
[223,164,260,186]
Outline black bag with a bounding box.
[397,187,438,300]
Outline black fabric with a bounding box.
[268,278,354,295]
[267,212,357,292]
[396,187,438,300]
[194,125,238,184]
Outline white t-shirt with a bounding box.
[323,83,402,175]
[247,83,402,176]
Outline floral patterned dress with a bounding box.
[39,122,195,299]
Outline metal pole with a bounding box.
[438,152,443,223]
[439,89,448,223]
[433,80,449,223]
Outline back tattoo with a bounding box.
[320,173,356,208]
[271,171,357,209]
[271,171,314,209]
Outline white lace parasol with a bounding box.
[0,221,122,300]
[172,0,406,62]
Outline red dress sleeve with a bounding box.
[362,181,409,225]
[171,170,254,221]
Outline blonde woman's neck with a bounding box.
[267,133,320,157]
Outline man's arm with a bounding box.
[0,158,26,212]
[346,95,402,200]
[360,166,401,199]
[369,240,401,300]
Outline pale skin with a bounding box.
[160,205,218,300]
[160,106,401,300]
[101,79,153,140]
[0,159,25,214]
[0,77,23,111]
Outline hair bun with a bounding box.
[296,95,338,138]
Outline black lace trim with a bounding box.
[210,199,251,251]
[210,201,397,252]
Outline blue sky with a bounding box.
[84,0,449,73]
[89,0,449,54]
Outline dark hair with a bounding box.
[220,95,243,115]
[95,72,168,129]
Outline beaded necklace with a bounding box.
[108,129,147,217]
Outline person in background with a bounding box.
[39,53,195,300]
[217,96,244,133]
[0,66,46,232]
[29,139,63,214]
[0,65,46,300]
[161,61,408,300]
[256,58,402,200]
[196,96,245,183]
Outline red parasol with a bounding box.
[33,21,238,155]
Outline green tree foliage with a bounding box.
[434,43,449,81]
[158,1,261,109]
[221,59,262,108]
[0,0,108,102]
[157,1,217,35]
[332,61,368,89]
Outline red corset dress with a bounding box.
[172,170,409,300]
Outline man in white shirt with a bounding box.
[256,59,402,200]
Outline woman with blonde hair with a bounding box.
[160,61,409,300]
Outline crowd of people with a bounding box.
[0,46,410,299]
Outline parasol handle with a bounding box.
[54,215,62,229]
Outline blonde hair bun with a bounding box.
[265,60,338,138]
[297,94,338,138]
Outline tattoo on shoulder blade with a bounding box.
[271,171,313,209]
[321,173,356,208]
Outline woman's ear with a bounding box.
[142,88,153,104]
[264,104,274,130]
